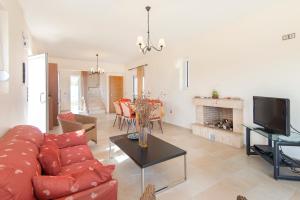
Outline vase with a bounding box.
[138,127,149,148]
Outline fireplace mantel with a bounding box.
[192,97,244,148]
[193,98,243,109]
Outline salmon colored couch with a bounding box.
[0,125,117,200]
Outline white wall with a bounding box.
[126,2,300,156]
[0,0,32,135]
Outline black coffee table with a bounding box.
[109,134,187,193]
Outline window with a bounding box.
[133,75,138,100]
[177,58,190,90]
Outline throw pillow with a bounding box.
[57,112,75,121]
[38,144,61,175]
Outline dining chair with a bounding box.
[120,102,136,134]
[113,101,123,129]
[120,98,131,103]
[149,101,163,134]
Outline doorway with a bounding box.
[70,75,81,113]
[109,76,123,113]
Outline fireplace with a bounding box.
[192,98,244,148]
[203,107,233,131]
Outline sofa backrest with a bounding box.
[0,125,44,200]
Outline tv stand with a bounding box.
[253,127,277,135]
[244,125,300,181]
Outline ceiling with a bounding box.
[18,0,275,64]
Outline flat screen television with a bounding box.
[253,96,290,136]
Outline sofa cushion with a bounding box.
[38,144,61,175]
[59,160,101,176]
[33,165,115,200]
[45,130,87,149]
[60,145,94,166]
[57,112,76,121]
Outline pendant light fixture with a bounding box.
[90,54,104,75]
[136,6,166,54]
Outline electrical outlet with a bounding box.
[208,133,215,141]
[169,109,173,114]
[282,33,296,41]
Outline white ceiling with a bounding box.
[18,0,274,64]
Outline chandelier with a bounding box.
[136,6,166,54]
[90,54,104,75]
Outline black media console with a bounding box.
[244,125,300,181]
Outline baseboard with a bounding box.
[163,121,192,132]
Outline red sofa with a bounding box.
[0,125,117,200]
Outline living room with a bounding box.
[1,0,300,200]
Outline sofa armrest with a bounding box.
[59,120,83,133]
[75,114,97,124]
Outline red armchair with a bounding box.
[0,125,117,200]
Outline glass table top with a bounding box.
[243,124,300,143]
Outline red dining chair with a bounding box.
[120,102,136,134]
[149,100,163,134]
[113,101,123,129]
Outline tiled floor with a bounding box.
[53,113,300,200]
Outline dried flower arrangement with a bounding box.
[135,97,159,148]
[135,98,158,129]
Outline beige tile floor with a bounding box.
[54,113,300,200]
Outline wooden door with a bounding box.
[48,63,58,129]
[109,76,123,113]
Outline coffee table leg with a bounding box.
[141,168,145,193]
[184,154,187,181]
